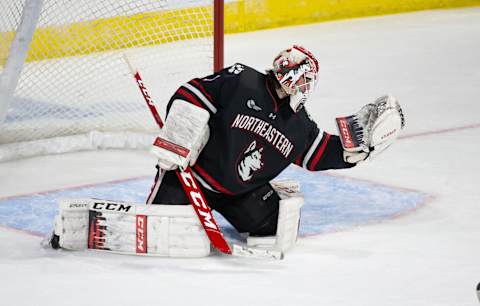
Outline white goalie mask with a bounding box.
[272,45,319,112]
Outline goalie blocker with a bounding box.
[49,181,303,258]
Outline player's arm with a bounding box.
[165,78,218,117]
[151,65,238,170]
[164,63,243,117]
[294,126,355,171]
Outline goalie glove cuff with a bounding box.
[343,150,369,164]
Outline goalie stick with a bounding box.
[123,54,283,260]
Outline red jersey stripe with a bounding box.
[176,88,204,109]
[193,165,234,195]
[308,133,331,170]
[190,79,214,103]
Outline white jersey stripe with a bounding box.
[302,130,324,169]
[183,83,217,114]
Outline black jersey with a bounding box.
[165,64,354,196]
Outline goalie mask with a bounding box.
[272,45,319,112]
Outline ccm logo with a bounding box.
[136,215,147,254]
[92,202,132,212]
[136,77,155,107]
[337,118,354,148]
[178,171,218,231]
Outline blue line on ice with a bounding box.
[0,166,427,237]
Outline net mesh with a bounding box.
[0,0,215,159]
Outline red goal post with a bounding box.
[0,0,224,162]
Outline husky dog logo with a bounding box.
[238,140,264,182]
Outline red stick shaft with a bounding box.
[133,72,163,128]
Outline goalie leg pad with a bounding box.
[247,180,303,252]
[52,202,89,250]
[52,199,211,257]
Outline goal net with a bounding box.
[0,0,222,161]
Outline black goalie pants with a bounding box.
[149,169,280,237]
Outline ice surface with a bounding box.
[1,7,480,306]
[0,167,426,236]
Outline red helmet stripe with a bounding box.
[293,45,319,73]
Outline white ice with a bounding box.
[1,7,480,306]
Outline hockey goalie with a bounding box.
[49,45,405,258]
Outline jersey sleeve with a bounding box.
[166,64,242,116]
[294,121,356,171]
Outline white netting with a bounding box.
[0,0,215,161]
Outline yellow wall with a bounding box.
[225,0,480,33]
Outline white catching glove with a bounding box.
[151,100,210,170]
[336,95,405,163]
